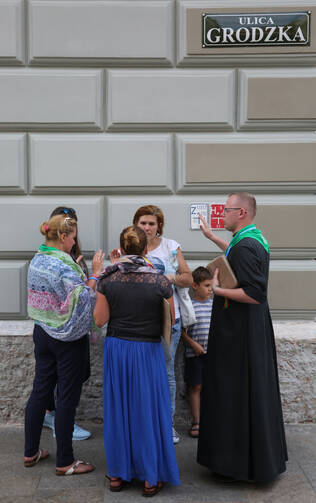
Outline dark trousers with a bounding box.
[47,343,90,412]
[24,324,89,467]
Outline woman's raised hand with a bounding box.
[109,248,121,264]
[76,255,83,265]
[92,250,105,276]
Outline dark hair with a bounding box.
[228,192,257,218]
[50,206,77,221]
[133,205,164,236]
[192,266,212,285]
[49,206,89,278]
[120,226,147,255]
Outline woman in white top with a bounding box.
[134,205,192,443]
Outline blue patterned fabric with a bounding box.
[28,249,96,341]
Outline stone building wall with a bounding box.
[0,0,316,423]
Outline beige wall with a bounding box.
[0,0,316,320]
[269,271,316,310]
[185,141,316,183]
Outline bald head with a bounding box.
[228,192,257,219]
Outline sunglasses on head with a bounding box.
[62,207,77,218]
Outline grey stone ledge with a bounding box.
[0,320,34,336]
[0,319,315,338]
[273,320,316,339]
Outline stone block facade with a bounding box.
[0,0,315,423]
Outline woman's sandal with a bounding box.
[142,481,164,497]
[56,460,95,476]
[105,475,130,492]
[24,448,49,467]
[189,422,199,438]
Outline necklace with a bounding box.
[147,236,161,252]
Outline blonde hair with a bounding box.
[120,226,147,255]
[40,214,77,242]
[133,205,164,236]
[49,206,88,277]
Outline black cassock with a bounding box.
[197,237,288,482]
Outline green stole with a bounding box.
[225,225,270,257]
[38,244,85,280]
[222,225,269,309]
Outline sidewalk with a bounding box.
[0,423,315,503]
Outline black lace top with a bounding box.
[97,271,172,342]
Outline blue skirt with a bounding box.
[103,336,180,486]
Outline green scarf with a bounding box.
[225,225,270,257]
[38,244,85,280]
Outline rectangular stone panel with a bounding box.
[0,0,24,64]
[28,0,174,66]
[0,197,104,256]
[269,270,316,310]
[239,68,316,130]
[0,261,27,318]
[0,134,26,193]
[176,132,316,193]
[255,202,316,249]
[0,69,103,131]
[178,1,316,66]
[106,69,235,131]
[29,134,173,194]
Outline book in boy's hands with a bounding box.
[207,255,238,289]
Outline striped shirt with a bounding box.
[185,298,212,358]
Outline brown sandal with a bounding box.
[142,481,164,497]
[24,448,49,467]
[189,422,199,438]
[56,460,95,476]
[105,475,131,492]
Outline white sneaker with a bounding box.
[44,411,91,441]
[172,426,180,444]
[53,423,91,441]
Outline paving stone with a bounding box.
[0,424,315,502]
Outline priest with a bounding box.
[197,192,288,483]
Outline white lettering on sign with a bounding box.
[222,27,235,43]
[251,27,265,42]
[239,16,274,25]
[206,25,307,44]
[293,27,305,41]
[265,26,278,42]
[236,27,250,42]
[277,25,292,41]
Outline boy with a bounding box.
[182,267,212,438]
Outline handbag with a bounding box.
[175,285,196,328]
[162,298,172,345]
[163,238,196,328]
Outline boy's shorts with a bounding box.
[184,354,207,387]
